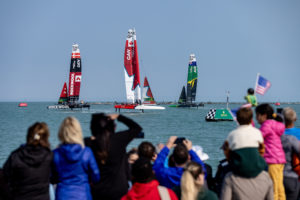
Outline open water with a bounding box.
[1,102,300,174]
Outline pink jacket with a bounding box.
[260,120,286,164]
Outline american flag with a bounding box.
[255,75,271,95]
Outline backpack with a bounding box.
[157,186,171,200]
[292,153,300,178]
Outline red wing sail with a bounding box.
[143,77,156,104]
[58,82,68,104]
[132,38,141,90]
[124,40,134,76]
[68,44,82,103]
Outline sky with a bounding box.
[0,0,300,102]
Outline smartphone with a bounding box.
[174,137,186,144]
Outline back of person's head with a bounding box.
[131,157,154,183]
[90,113,115,137]
[237,107,253,125]
[283,107,297,127]
[89,113,115,165]
[173,144,189,165]
[58,116,84,147]
[138,141,156,161]
[181,161,205,200]
[27,122,50,148]
[247,88,254,95]
[255,103,274,119]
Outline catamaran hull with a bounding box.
[135,105,165,110]
[114,104,137,109]
[169,103,204,108]
[47,104,90,110]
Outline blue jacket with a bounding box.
[153,146,205,189]
[285,127,300,140]
[52,144,100,200]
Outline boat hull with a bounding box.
[135,105,165,110]
[114,104,137,109]
[169,103,204,108]
[47,103,90,110]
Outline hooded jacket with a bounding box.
[52,144,100,200]
[121,180,178,200]
[3,145,53,200]
[260,119,286,164]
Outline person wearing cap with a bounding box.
[244,88,258,107]
[221,107,273,200]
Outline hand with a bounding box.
[107,114,119,120]
[183,139,192,151]
[166,136,177,149]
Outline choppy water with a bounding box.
[1,102,300,174]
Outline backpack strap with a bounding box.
[157,185,171,200]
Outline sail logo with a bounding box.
[126,49,131,60]
[70,73,75,95]
[75,75,81,82]
[188,78,197,88]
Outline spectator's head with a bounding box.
[237,107,253,125]
[283,107,297,128]
[255,103,274,124]
[173,143,189,166]
[128,148,139,164]
[90,113,115,137]
[247,88,254,95]
[138,141,157,161]
[27,122,50,148]
[58,117,84,147]
[181,161,205,200]
[131,157,154,183]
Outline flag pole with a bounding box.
[254,73,260,94]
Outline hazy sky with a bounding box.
[1,0,299,102]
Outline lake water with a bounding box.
[1,102,300,174]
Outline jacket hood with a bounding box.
[19,145,51,166]
[230,148,267,178]
[126,180,159,199]
[263,120,285,137]
[58,144,84,162]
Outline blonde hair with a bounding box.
[283,107,297,126]
[58,117,84,147]
[181,162,204,200]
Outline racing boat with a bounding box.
[47,44,90,110]
[115,29,164,112]
[169,54,204,108]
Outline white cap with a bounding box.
[192,145,209,161]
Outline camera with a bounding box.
[174,137,186,144]
[135,131,145,139]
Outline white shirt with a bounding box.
[227,125,264,150]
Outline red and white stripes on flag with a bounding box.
[255,74,271,95]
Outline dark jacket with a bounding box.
[3,145,52,200]
[85,114,142,200]
[52,144,100,200]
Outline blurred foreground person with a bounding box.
[221,107,273,200]
[256,104,286,200]
[85,113,142,200]
[282,107,300,200]
[153,136,205,189]
[121,157,178,200]
[174,161,217,200]
[52,117,100,200]
[3,122,52,200]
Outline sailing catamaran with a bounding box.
[47,44,90,110]
[135,77,165,110]
[169,54,204,108]
[114,29,164,112]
